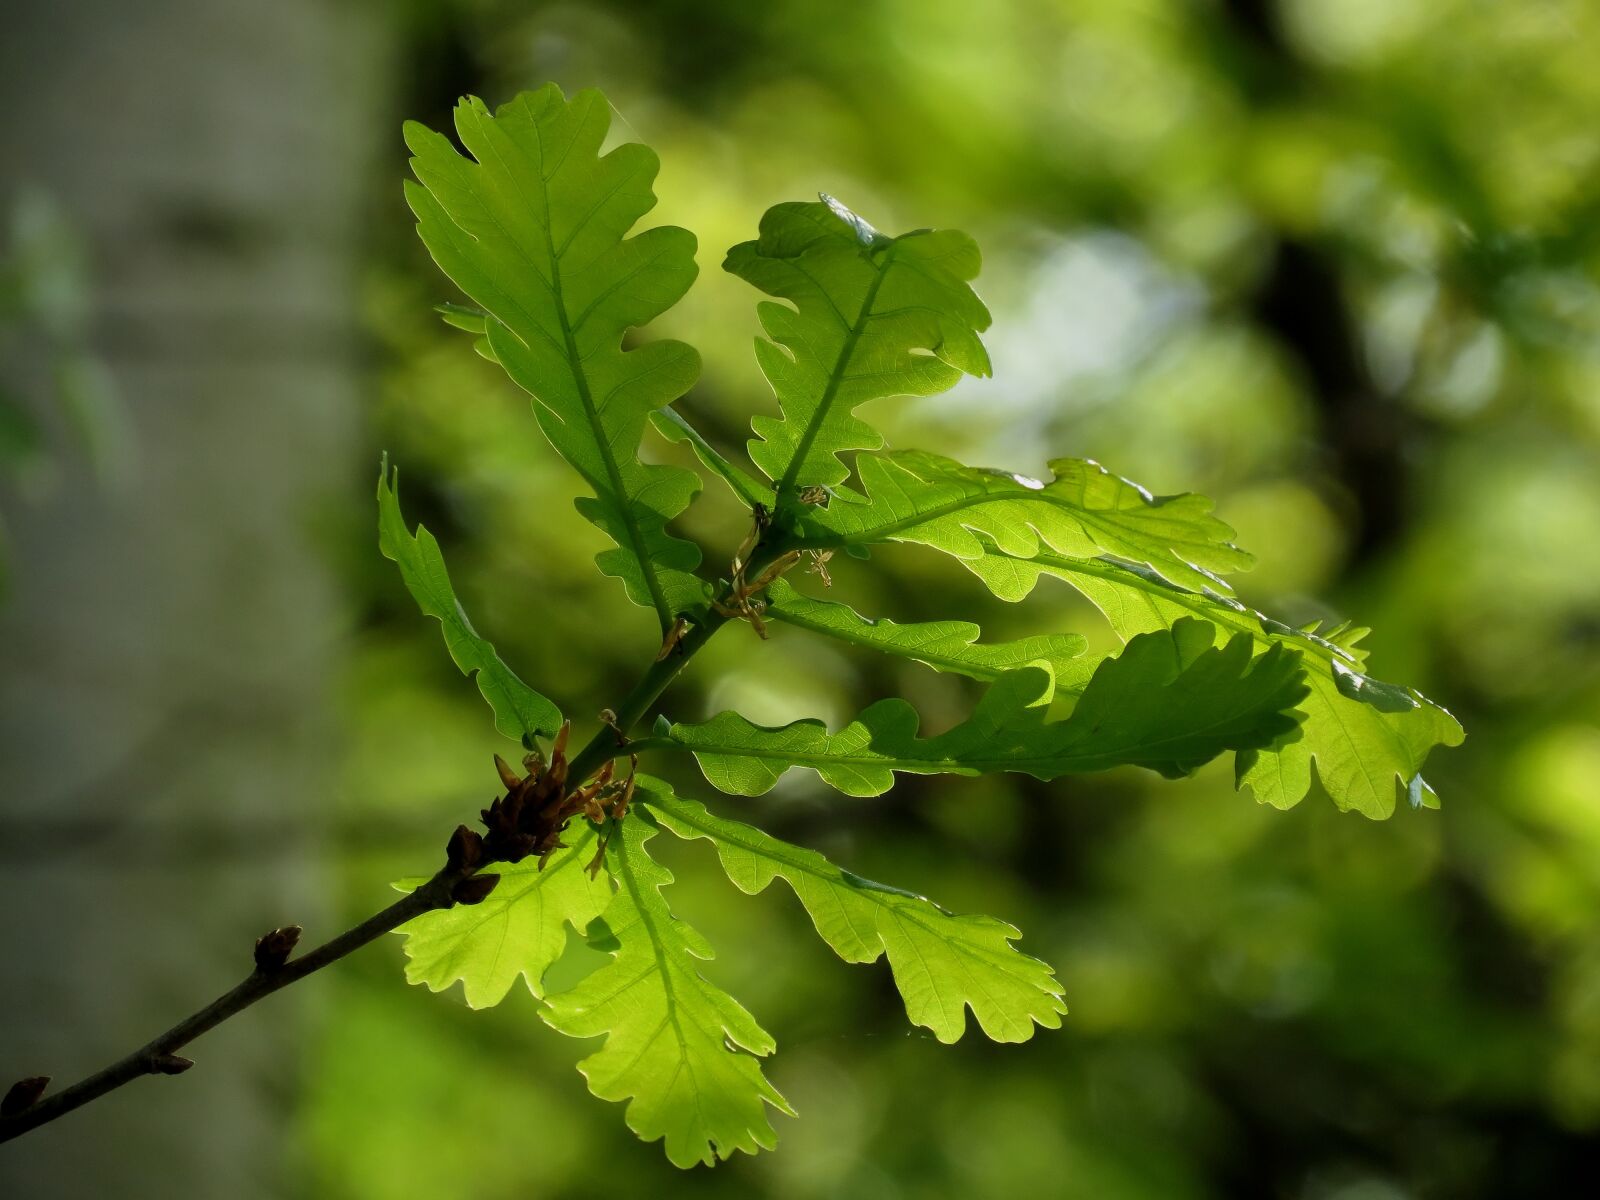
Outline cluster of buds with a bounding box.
[796,487,835,586]
[711,552,800,639]
[710,490,842,638]
[713,502,802,640]
[804,547,834,587]
[444,721,639,898]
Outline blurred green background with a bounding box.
[3,1,1600,1197]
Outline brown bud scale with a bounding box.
[2,1076,49,1117]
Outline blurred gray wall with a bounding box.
[0,1,387,1194]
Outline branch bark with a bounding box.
[0,867,464,1145]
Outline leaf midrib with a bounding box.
[612,832,704,1128]
[775,242,899,497]
[517,112,676,630]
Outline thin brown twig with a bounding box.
[0,541,784,1147]
[0,866,463,1145]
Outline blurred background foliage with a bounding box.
[6,0,1600,1196]
[0,191,125,591]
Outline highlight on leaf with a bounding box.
[966,550,1463,818]
[792,449,1253,593]
[377,460,562,743]
[541,814,793,1169]
[650,618,1307,796]
[404,85,707,631]
[645,785,1067,1043]
[725,195,991,503]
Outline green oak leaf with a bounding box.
[394,826,611,1008]
[542,813,793,1169]
[651,618,1306,795]
[646,787,1067,1043]
[405,86,706,630]
[793,449,1253,593]
[378,461,562,743]
[650,406,773,510]
[763,578,1095,688]
[969,550,1463,818]
[725,196,991,502]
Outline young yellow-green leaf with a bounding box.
[726,196,991,501]
[542,814,793,1169]
[970,550,1463,818]
[645,787,1067,1043]
[763,578,1095,688]
[794,450,1253,593]
[378,462,562,742]
[405,86,706,630]
[650,618,1306,795]
[394,826,611,1008]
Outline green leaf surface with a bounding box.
[763,578,1094,687]
[405,86,706,629]
[725,196,991,499]
[395,826,611,1008]
[969,550,1463,818]
[646,787,1067,1043]
[378,462,562,742]
[542,813,793,1168]
[653,618,1307,795]
[434,300,487,333]
[794,450,1253,592]
[650,406,772,510]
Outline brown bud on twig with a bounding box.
[451,874,500,906]
[253,925,303,972]
[445,824,484,871]
[615,761,639,819]
[2,1076,49,1117]
[494,753,522,792]
[546,755,569,793]
[656,615,691,661]
[151,1055,194,1076]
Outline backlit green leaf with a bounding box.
[651,618,1306,795]
[650,406,772,511]
[405,86,706,630]
[968,550,1463,818]
[378,461,562,743]
[763,578,1094,687]
[725,196,991,501]
[394,826,611,1008]
[646,787,1067,1043]
[541,813,793,1168]
[793,449,1253,592]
